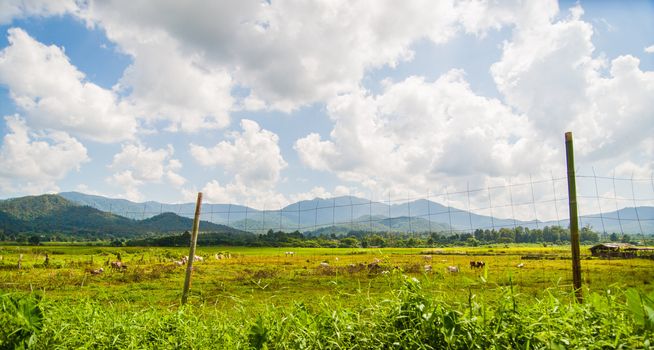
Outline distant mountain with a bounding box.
[138,212,241,233]
[50,192,654,235]
[543,206,654,235]
[0,194,244,239]
[0,194,76,220]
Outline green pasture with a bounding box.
[1,244,653,308]
[2,244,654,348]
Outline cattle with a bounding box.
[174,260,185,266]
[423,255,433,261]
[517,263,525,268]
[90,268,104,275]
[447,266,459,273]
[470,261,486,269]
[110,261,127,271]
[424,264,432,272]
[193,255,203,262]
[319,262,329,267]
[215,254,223,260]
[284,251,295,257]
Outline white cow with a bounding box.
[447,266,459,273]
[285,251,295,256]
[90,268,104,275]
[517,263,525,268]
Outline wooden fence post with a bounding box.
[181,192,203,305]
[565,132,583,302]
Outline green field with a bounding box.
[1,245,654,348]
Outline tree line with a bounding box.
[124,225,613,248]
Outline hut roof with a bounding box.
[590,243,634,250]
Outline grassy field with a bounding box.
[1,244,653,348]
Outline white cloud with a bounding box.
[457,0,558,35]
[115,38,234,133]
[645,45,654,53]
[0,0,78,24]
[0,115,88,194]
[107,143,185,201]
[295,71,556,200]
[79,0,465,112]
[490,5,654,162]
[0,28,138,143]
[187,119,288,208]
[190,119,287,188]
[185,180,287,210]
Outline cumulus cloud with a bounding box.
[107,143,185,201]
[114,37,234,132]
[190,119,287,188]
[186,119,288,207]
[79,0,465,112]
[645,45,654,54]
[0,28,138,143]
[490,4,654,161]
[295,71,555,199]
[0,0,78,24]
[0,115,88,194]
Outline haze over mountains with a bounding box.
[0,192,651,239]
[58,192,654,235]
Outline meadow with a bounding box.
[1,244,653,348]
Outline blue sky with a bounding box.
[0,0,653,220]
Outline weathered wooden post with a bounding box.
[181,192,203,305]
[565,132,583,302]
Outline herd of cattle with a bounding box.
[82,252,526,276]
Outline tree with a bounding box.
[338,237,359,248]
[28,235,41,245]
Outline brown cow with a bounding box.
[110,261,128,271]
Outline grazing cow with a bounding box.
[174,260,185,266]
[470,261,486,269]
[517,263,525,268]
[423,255,433,261]
[90,268,104,275]
[424,264,432,272]
[215,254,223,260]
[110,261,127,271]
[447,266,459,273]
[470,260,476,269]
[319,262,329,267]
[193,255,203,262]
[285,251,295,257]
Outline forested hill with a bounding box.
[0,194,243,240]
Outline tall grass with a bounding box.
[2,275,653,349]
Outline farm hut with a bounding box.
[590,243,639,258]
[624,246,654,259]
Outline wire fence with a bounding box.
[85,172,654,237]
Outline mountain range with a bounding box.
[0,194,244,238]
[58,192,654,235]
